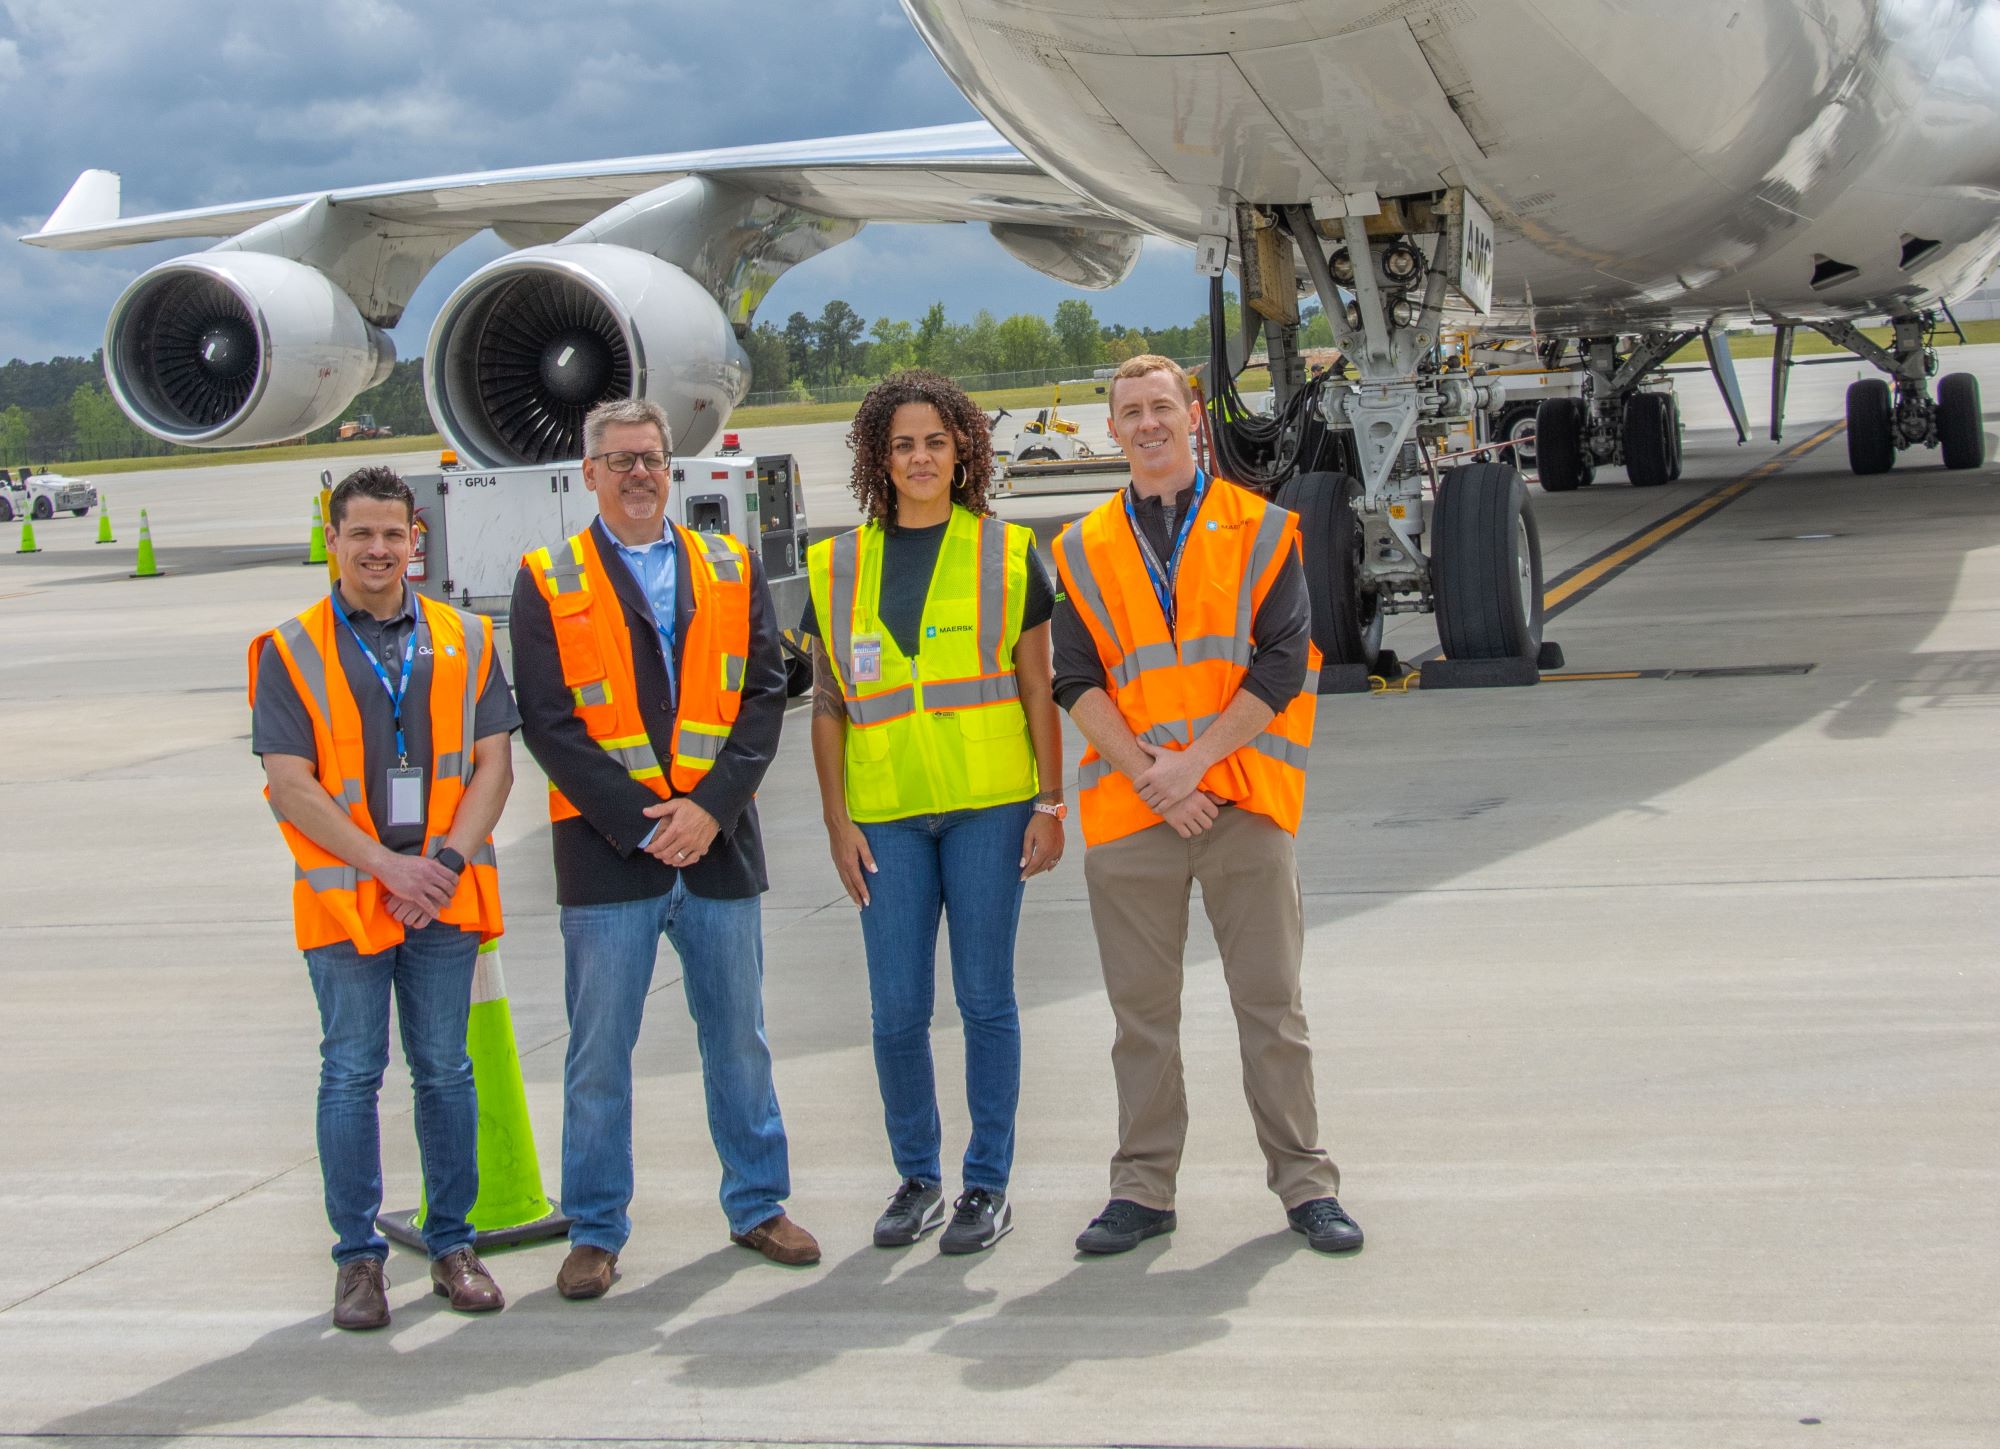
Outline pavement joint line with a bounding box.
[1299,871,1999,897]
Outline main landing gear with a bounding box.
[1800,314,1985,475]
[1533,333,1688,492]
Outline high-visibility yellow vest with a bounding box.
[522,521,751,821]
[248,593,505,953]
[808,505,1037,821]
[1053,477,1320,847]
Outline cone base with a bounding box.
[377,1202,574,1252]
[129,571,165,578]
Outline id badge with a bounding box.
[386,766,425,827]
[850,634,883,684]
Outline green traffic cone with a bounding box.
[130,509,162,578]
[95,499,115,544]
[304,495,327,566]
[378,940,571,1250]
[15,517,39,554]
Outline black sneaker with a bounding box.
[1287,1196,1364,1253]
[939,1188,1012,1255]
[1074,1198,1176,1254]
[873,1178,945,1247]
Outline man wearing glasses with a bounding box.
[511,398,815,1301]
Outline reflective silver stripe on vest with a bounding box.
[277,615,331,721]
[699,531,743,583]
[542,557,589,595]
[1236,502,1291,643]
[1179,632,1252,668]
[675,730,727,762]
[722,653,746,693]
[458,609,486,780]
[829,529,860,692]
[846,684,916,725]
[434,751,463,781]
[602,741,660,773]
[1078,756,1113,789]
[1110,639,1179,689]
[978,515,1009,674]
[923,674,1021,710]
[1252,733,1310,769]
[295,863,367,892]
[470,841,497,867]
[574,680,611,707]
[1140,720,1191,748]
[1054,524,1116,651]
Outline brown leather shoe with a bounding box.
[730,1212,821,1266]
[429,1247,504,1313]
[556,1244,618,1300]
[332,1257,389,1331]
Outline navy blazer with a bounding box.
[510,517,786,905]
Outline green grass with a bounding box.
[65,433,444,477]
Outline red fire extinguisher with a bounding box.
[406,511,428,581]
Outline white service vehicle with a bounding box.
[0,468,98,523]
[403,452,815,694]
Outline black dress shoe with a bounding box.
[1287,1196,1364,1253]
[1074,1198,1175,1254]
[332,1257,389,1331]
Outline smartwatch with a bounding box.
[433,846,467,875]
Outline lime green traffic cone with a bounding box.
[95,499,115,544]
[378,939,571,1250]
[15,517,39,554]
[303,495,327,566]
[130,509,162,578]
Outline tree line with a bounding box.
[0,296,1333,464]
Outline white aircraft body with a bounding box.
[25,0,2000,672]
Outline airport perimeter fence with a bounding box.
[738,356,1208,410]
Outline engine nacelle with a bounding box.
[104,253,394,447]
[425,245,750,468]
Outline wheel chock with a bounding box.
[1419,655,1541,689]
[1318,662,1375,694]
[1537,640,1566,670]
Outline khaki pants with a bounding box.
[1083,806,1338,1211]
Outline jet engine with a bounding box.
[104,253,394,447]
[425,244,750,468]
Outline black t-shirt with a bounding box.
[252,590,521,853]
[799,518,1056,654]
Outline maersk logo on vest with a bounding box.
[926,624,972,636]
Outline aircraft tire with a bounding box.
[1272,471,1381,669]
[1432,462,1545,662]
[1666,394,1685,480]
[1623,393,1674,486]
[1846,378,1896,475]
[1937,372,1984,470]
[1534,398,1588,492]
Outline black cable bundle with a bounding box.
[1202,271,1335,491]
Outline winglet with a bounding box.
[41,170,121,234]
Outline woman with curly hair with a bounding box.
[802,368,1063,1255]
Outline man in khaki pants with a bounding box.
[1050,355,1360,1255]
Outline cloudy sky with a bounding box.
[0,0,1202,365]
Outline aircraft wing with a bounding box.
[21,121,1128,250]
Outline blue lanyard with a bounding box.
[334,592,418,765]
[1124,470,1208,631]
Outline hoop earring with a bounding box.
[951,462,968,492]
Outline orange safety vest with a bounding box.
[247,593,505,953]
[1053,476,1320,848]
[522,521,750,821]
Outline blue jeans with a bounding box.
[856,799,1032,1193]
[559,876,790,1249]
[303,921,480,1266]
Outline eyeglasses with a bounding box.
[589,450,669,474]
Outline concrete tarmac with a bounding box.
[2,353,1997,1449]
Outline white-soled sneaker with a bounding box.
[873,1178,946,1247]
[939,1187,1012,1254]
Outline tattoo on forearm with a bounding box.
[1036,787,1064,805]
[811,640,847,720]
